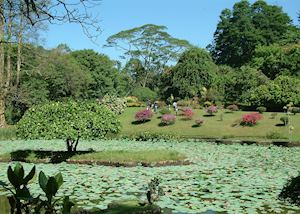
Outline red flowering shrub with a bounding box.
[195,118,204,126]
[182,107,194,120]
[135,109,153,122]
[206,105,218,115]
[226,104,239,112]
[240,112,263,126]
[161,114,176,125]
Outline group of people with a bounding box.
[146,100,179,115]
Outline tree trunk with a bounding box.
[0,0,6,127]
[16,15,23,86]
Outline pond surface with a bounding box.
[0,140,299,213]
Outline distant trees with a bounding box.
[105,24,192,88]
[210,0,293,67]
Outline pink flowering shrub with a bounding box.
[240,112,263,126]
[135,109,153,122]
[206,105,218,115]
[161,114,176,125]
[182,107,194,120]
[195,118,204,126]
[226,104,239,112]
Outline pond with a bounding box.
[0,140,299,213]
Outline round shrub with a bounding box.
[125,96,139,103]
[132,87,157,102]
[161,114,176,125]
[290,107,300,115]
[135,109,153,122]
[17,101,121,150]
[195,118,204,127]
[226,104,239,112]
[206,105,218,115]
[280,116,289,125]
[256,106,267,114]
[182,107,194,120]
[159,107,171,115]
[98,94,126,115]
[240,112,263,126]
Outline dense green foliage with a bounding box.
[210,0,294,67]
[245,76,300,110]
[17,101,121,144]
[98,94,126,115]
[132,86,157,102]
[170,48,218,98]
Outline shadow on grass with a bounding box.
[203,114,215,117]
[275,123,286,127]
[158,122,174,127]
[191,124,201,128]
[131,120,151,125]
[9,150,93,163]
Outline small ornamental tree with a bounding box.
[182,107,194,120]
[206,105,218,115]
[17,101,121,152]
[240,112,263,126]
[226,104,239,112]
[161,114,176,125]
[135,109,153,122]
[195,118,204,127]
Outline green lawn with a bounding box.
[119,107,300,141]
[0,149,186,164]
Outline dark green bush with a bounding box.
[280,116,289,125]
[290,107,300,115]
[17,101,121,151]
[132,87,157,102]
[256,106,267,114]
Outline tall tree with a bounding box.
[0,0,101,127]
[170,48,218,98]
[210,0,293,67]
[105,24,192,88]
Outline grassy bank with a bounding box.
[119,107,300,141]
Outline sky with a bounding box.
[42,0,299,62]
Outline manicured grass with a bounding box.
[0,149,186,164]
[119,107,300,141]
[0,126,16,140]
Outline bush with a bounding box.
[290,107,300,115]
[125,96,139,103]
[132,87,157,102]
[17,101,121,151]
[160,107,171,115]
[177,99,191,107]
[98,94,126,115]
[280,116,289,125]
[240,112,263,126]
[195,118,204,126]
[206,105,218,115]
[161,114,176,125]
[279,173,300,206]
[204,101,212,107]
[226,104,239,112]
[135,109,153,122]
[182,107,194,120]
[256,106,267,114]
[266,131,285,139]
[126,102,145,107]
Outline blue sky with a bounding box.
[43,0,299,62]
